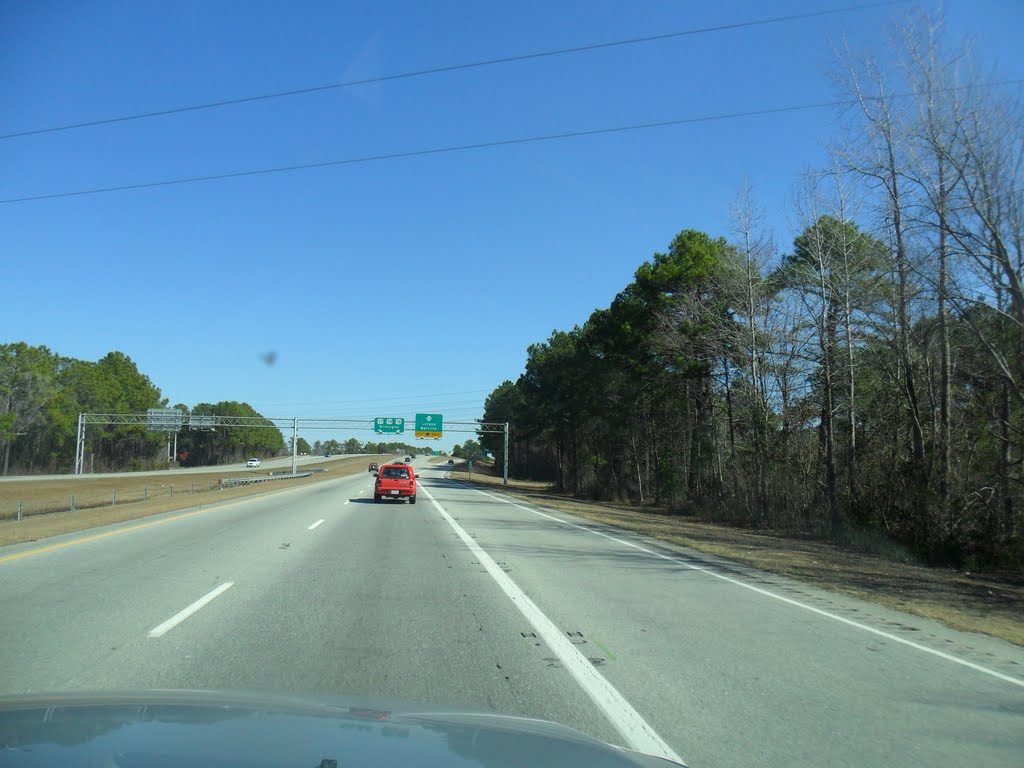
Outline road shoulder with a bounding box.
[448,466,1024,647]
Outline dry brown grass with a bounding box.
[0,455,391,547]
[449,464,1024,646]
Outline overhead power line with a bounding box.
[0,99,853,204]
[7,77,1022,206]
[0,1,909,141]
[250,388,492,408]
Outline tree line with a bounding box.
[308,438,431,456]
[0,344,284,473]
[481,12,1024,569]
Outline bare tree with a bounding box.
[790,176,843,534]
[726,180,778,523]
[834,38,928,470]
[943,81,1024,536]
[896,9,972,526]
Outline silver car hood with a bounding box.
[0,689,685,767]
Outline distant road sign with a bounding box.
[146,408,182,432]
[188,414,215,431]
[415,413,443,438]
[375,417,405,434]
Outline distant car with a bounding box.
[246,458,261,468]
[374,463,418,504]
[368,462,379,473]
[325,453,332,458]
[403,456,412,463]
[448,458,454,465]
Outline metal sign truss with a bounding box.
[75,413,509,482]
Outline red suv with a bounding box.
[374,463,418,504]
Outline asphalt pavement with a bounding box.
[1,458,1021,768]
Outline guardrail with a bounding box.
[0,471,326,523]
[222,471,313,488]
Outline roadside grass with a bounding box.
[0,455,391,547]
[449,463,1024,647]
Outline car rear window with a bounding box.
[381,466,409,479]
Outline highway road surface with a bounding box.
[0,453,373,483]
[1,458,1021,767]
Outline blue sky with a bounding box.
[2,1,1021,449]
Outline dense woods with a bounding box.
[0,343,438,473]
[0,345,285,472]
[481,14,1024,569]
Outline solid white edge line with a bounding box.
[473,489,510,504]
[308,519,325,530]
[447,481,1024,690]
[419,485,683,764]
[147,582,234,638]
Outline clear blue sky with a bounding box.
[2,1,1021,449]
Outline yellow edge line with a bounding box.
[0,476,339,565]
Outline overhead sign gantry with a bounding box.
[75,412,509,483]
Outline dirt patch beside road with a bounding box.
[448,464,1024,647]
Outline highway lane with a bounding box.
[1,458,1022,767]
[0,462,625,752]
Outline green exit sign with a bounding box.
[374,417,405,434]
[415,413,443,438]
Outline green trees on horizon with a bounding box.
[480,13,1024,569]
[0,345,285,473]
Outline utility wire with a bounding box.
[4,78,1020,205]
[250,389,492,408]
[0,1,909,140]
[0,100,852,204]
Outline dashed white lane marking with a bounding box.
[148,582,234,638]
[308,519,324,530]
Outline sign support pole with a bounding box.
[75,412,85,475]
[291,418,299,476]
[503,422,509,485]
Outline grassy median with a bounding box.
[449,463,1024,647]
[0,456,391,547]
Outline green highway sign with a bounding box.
[374,417,405,434]
[146,408,183,432]
[415,413,443,438]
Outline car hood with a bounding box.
[0,689,685,767]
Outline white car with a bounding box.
[246,458,261,468]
